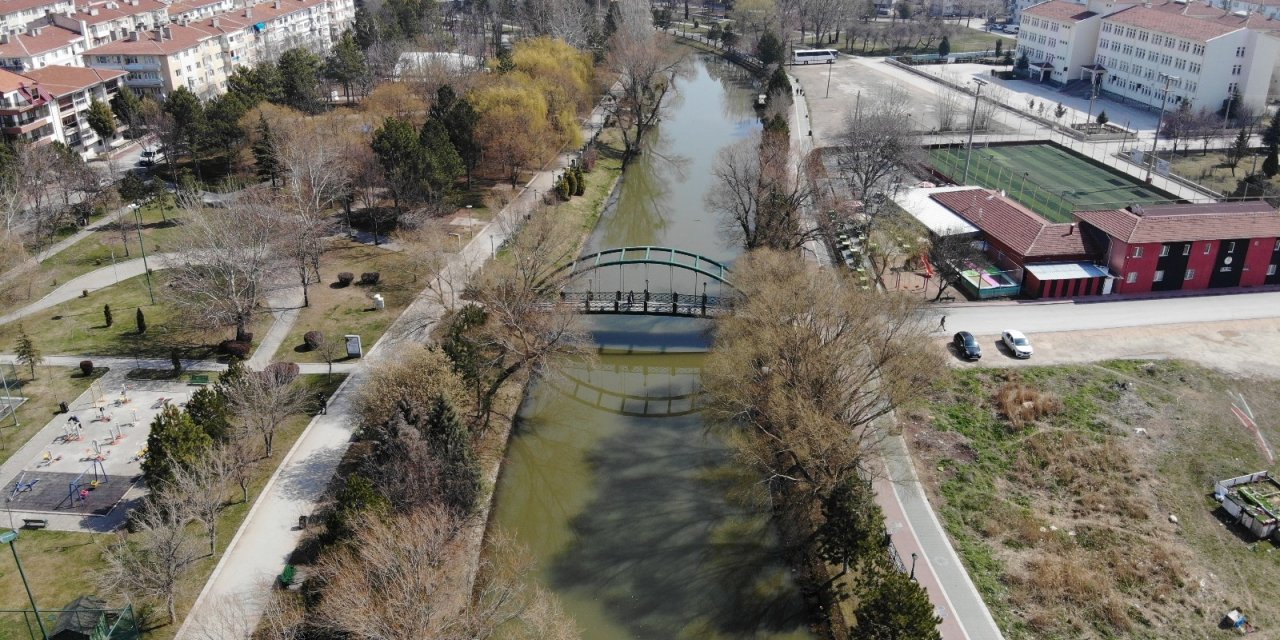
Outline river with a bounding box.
[490,53,814,640]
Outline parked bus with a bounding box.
[793,49,838,65]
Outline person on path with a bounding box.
[939,315,947,331]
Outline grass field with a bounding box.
[929,143,1177,223]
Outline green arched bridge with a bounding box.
[548,246,738,317]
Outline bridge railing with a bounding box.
[557,290,737,317]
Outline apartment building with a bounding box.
[82,0,353,99]
[54,0,170,47]
[1018,0,1280,113]
[0,22,87,71]
[0,63,124,153]
[1204,0,1280,19]
[0,0,73,33]
[1012,0,1085,23]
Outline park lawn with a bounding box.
[1163,149,1269,196]
[0,273,269,360]
[0,366,106,466]
[0,373,346,639]
[905,361,1280,640]
[272,241,419,364]
[552,138,624,235]
[844,23,1014,56]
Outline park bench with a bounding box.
[188,374,210,386]
[21,519,47,530]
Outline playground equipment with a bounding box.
[58,423,83,444]
[8,472,38,500]
[130,447,147,463]
[36,451,61,468]
[101,424,124,446]
[57,459,108,510]
[115,388,130,406]
[88,379,105,406]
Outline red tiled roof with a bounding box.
[0,0,70,18]
[1075,201,1280,244]
[0,68,30,93]
[22,64,124,96]
[931,189,1094,258]
[1104,3,1244,41]
[0,24,83,58]
[82,22,210,54]
[1023,0,1097,22]
[72,0,169,25]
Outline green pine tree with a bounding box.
[419,117,463,198]
[1096,110,1109,125]
[136,307,147,334]
[853,570,943,640]
[86,98,117,143]
[104,304,113,327]
[938,36,950,57]
[424,395,480,514]
[1263,109,1280,151]
[572,166,585,196]
[1263,148,1279,178]
[142,404,213,487]
[186,385,233,443]
[109,88,142,136]
[252,114,281,186]
[1230,127,1250,175]
[324,31,368,100]
[14,325,41,379]
[816,477,889,593]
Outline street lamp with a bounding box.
[1084,69,1104,126]
[910,551,918,581]
[1,529,47,639]
[962,78,989,184]
[1146,73,1178,182]
[130,204,155,304]
[489,234,496,259]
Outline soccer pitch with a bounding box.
[928,143,1178,223]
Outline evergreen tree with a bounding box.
[142,404,213,487]
[757,32,785,67]
[938,36,950,57]
[1096,110,1109,125]
[118,171,154,206]
[372,116,429,212]
[325,31,368,100]
[204,92,249,172]
[994,39,1003,57]
[1015,51,1030,72]
[1264,148,1279,178]
[1263,108,1280,151]
[187,385,233,442]
[1229,127,1250,174]
[110,88,142,136]
[495,47,515,74]
[816,477,888,591]
[419,117,463,197]
[104,304,113,327]
[86,99,117,143]
[721,26,738,49]
[277,48,324,113]
[852,570,942,640]
[227,63,283,106]
[572,166,585,196]
[351,7,379,49]
[136,308,147,334]
[424,395,480,514]
[1054,103,1067,119]
[13,325,41,378]
[252,114,281,187]
[767,66,791,97]
[432,86,481,188]
[163,88,206,170]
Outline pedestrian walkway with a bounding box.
[175,97,615,640]
[0,254,177,326]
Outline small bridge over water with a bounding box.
[550,246,738,317]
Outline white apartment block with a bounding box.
[0,63,125,153]
[0,22,88,71]
[0,0,73,33]
[1204,0,1280,20]
[82,0,354,99]
[1018,0,1280,113]
[1012,0,1085,23]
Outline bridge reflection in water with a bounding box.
[546,361,704,418]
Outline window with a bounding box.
[1189,62,1201,74]
[1221,266,1233,272]
[1185,269,1196,280]
[1229,82,1239,94]
[1127,271,1138,283]
[1160,245,1170,257]
[1182,244,1191,256]
[1232,64,1242,75]
[1133,246,1144,258]
[1193,44,1204,56]
[1275,239,1280,250]
[1153,270,1165,282]
[1175,58,1186,70]
[1179,40,1190,52]
[1237,46,1246,56]
[1269,264,1277,276]
[1138,31,1149,42]
[1228,241,1237,253]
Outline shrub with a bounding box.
[304,330,324,351]
[263,361,300,385]
[79,360,93,376]
[996,380,1062,428]
[360,272,380,285]
[572,167,585,196]
[337,272,355,287]
[582,146,598,172]
[219,340,251,358]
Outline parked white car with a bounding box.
[1001,330,1033,359]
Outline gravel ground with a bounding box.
[941,318,1280,379]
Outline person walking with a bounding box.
[939,315,947,331]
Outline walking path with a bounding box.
[174,100,612,640]
[0,254,177,326]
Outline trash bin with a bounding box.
[298,515,308,529]
[59,401,69,414]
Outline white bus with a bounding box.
[793,49,838,65]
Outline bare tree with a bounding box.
[934,74,965,132]
[227,369,311,456]
[99,500,203,624]
[927,229,983,301]
[836,87,921,226]
[274,117,353,307]
[164,450,232,554]
[604,11,686,163]
[703,249,942,500]
[169,197,284,341]
[708,132,818,251]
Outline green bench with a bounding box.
[188,374,210,386]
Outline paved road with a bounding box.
[936,288,1280,336]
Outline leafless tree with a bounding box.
[164,450,232,554]
[835,86,921,225]
[169,197,285,341]
[604,8,687,163]
[934,74,965,132]
[312,508,578,639]
[708,132,818,251]
[274,117,353,306]
[99,500,203,624]
[703,249,942,501]
[927,229,983,301]
[226,368,312,456]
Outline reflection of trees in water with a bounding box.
[545,413,810,639]
[700,55,764,123]
[602,137,676,248]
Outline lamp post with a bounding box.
[130,204,155,304]
[489,234,496,259]
[0,367,18,429]
[1,530,47,640]
[962,78,989,184]
[1146,73,1177,182]
[910,552,918,581]
[825,58,833,98]
[1084,69,1104,126]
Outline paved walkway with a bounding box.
[174,100,612,640]
[0,253,177,326]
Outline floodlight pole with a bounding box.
[1146,73,1177,182]
[962,78,988,184]
[130,204,155,304]
[1,530,47,640]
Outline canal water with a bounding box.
[490,54,814,639]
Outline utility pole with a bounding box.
[130,204,155,304]
[1146,73,1177,182]
[1,530,47,640]
[962,78,988,184]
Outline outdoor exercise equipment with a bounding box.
[8,472,38,500]
[57,460,107,510]
[36,451,61,468]
[58,423,82,443]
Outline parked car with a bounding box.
[1001,330,1033,359]
[952,331,982,360]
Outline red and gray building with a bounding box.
[1076,201,1280,294]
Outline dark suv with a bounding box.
[953,331,982,361]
